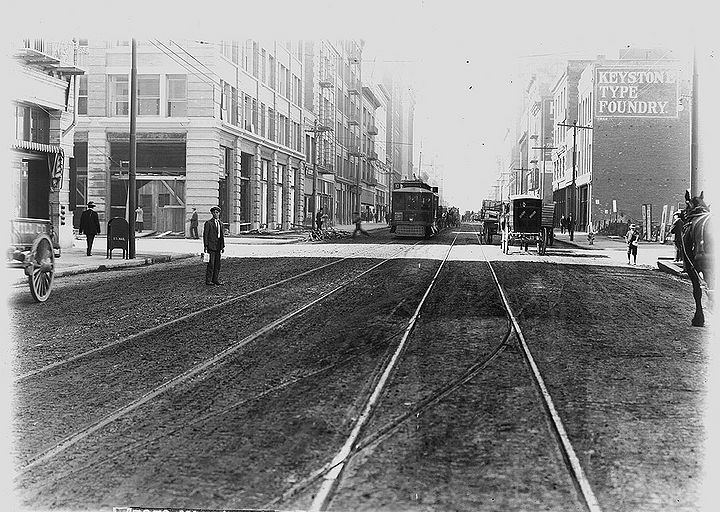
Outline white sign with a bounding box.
[612,200,617,213]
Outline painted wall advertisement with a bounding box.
[594,67,679,118]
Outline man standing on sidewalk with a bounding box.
[203,206,225,285]
[567,214,575,241]
[190,208,199,239]
[670,211,684,262]
[135,205,144,232]
[78,201,101,256]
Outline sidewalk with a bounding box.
[10,224,392,286]
[553,230,685,277]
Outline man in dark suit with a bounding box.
[203,206,225,285]
[78,201,101,256]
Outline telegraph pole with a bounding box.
[353,42,364,219]
[128,38,137,258]
[690,46,699,196]
[557,120,592,241]
[531,141,557,202]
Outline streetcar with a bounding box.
[501,195,555,255]
[391,179,441,238]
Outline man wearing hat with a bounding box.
[203,206,225,285]
[670,210,685,262]
[78,201,101,256]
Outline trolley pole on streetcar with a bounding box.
[557,120,592,241]
[128,38,137,258]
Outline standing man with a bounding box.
[625,223,640,265]
[135,205,144,232]
[78,201,101,256]
[315,207,324,231]
[567,214,575,241]
[670,211,684,262]
[203,206,225,285]
[190,207,199,239]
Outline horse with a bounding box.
[681,190,713,326]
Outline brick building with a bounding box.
[575,51,691,234]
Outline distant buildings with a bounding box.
[15,39,418,236]
[501,48,691,234]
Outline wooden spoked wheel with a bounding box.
[27,234,55,302]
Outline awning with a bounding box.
[12,140,62,153]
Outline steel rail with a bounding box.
[477,234,603,512]
[16,243,420,475]
[15,243,405,383]
[307,233,460,512]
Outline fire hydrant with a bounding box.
[587,230,595,245]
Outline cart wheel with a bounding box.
[27,234,55,302]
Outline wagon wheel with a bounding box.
[27,234,55,302]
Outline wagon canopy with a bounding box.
[507,195,542,233]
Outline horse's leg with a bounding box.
[687,265,705,327]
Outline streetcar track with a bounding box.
[15,243,410,383]
[477,234,603,512]
[37,324,410,483]
[306,233,461,511]
[17,243,422,475]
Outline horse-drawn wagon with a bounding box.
[501,195,555,255]
[479,199,503,244]
[7,218,58,302]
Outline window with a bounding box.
[252,42,259,77]
[261,49,267,83]
[77,75,88,115]
[221,81,231,121]
[243,40,252,71]
[243,94,252,130]
[137,75,160,116]
[260,103,266,138]
[109,75,129,116]
[252,98,258,134]
[269,55,276,90]
[15,105,50,143]
[167,75,187,117]
[268,108,275,141]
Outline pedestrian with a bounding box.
[78,201,101,256]
[352,212,370,238]
[385,211,390,225]
[560,214,566,234]
[567,214,575,241]
[625,223,640,265]
[315,207,324,231]
[670,211,684,262]
[190,207,199,239]
[135,205,144,232]
[203,206,225,285]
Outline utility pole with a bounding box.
[557,120,592,241]
[128,38,137,258]
[512,167,531,196]
[531,141,557,203]
[354,42,363,219]
[690,46,699,196]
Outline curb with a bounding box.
[657,259,686,278]
[12,253,197,287]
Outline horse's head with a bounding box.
[684,190,709,217]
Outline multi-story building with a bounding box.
[551,60,592,219]
[73,39,306,235]
[574,50,691,232]
[11,39,85,249]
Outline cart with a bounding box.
[7,218,57,302]
[479,199,503,244]
[501,196,555,255]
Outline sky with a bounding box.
[4,0,716,214]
